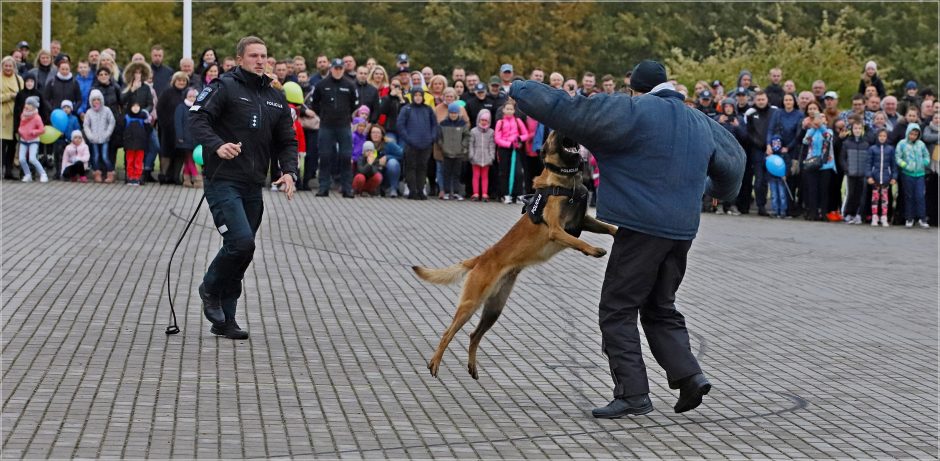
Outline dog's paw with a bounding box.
[428,359,440,378]
[586,247,607,258]
[468,363,479,380]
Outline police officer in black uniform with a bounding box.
[311,58,359,198]
[190,36,299,339]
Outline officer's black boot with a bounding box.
[211,318,249,340]
[199,283,225,326]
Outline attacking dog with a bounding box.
[413,132,618,379]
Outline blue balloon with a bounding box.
[51,109,69,133]
[765,154,786,178]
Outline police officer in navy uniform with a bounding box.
[310,58,359,198]
[190,36,299,339]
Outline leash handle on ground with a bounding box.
[164,146,238,335]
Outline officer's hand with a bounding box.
[273,173,295,201]
[867,177,875,185]
[217,142,242,159]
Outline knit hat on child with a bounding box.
[25,96,40,108]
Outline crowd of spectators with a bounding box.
[2,39,936,227]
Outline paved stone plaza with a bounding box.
[2,182,937,459]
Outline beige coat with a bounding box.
[1,72,23,140]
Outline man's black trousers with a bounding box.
[599,227,701,398]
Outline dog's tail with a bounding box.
[412,257,478,285]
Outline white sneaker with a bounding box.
[441,194,450,200]
[871,217,879,227]
[39,174,48,183]
[905,220,914,228]
[852,215,862,225]
[880,216,889,227]
[454,194,464,201]
[502,195,513,204]
[918,219,930,229]
[271,183,279,192]
[402,184,410,196]
[843,214,854,223]
[21,175,31,182]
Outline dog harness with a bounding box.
[520,184,590,236]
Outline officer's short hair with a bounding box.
[236,36,266,58]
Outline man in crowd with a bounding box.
[343,55,357,80]
[883,96,900,130]
[310,54,329,86]
[498,64,514,93]
[765,68,784,107]
[311,58,359,198]
[190,35,298,340]
[601,74,617,95]
[149,45,174,97]
[451,66,465,84]
[529,68,544,83]
[579,72,597,97]
[355,65,379,118]
[812,80,827,105]
[745,91,776,216]
[17,41,32,74]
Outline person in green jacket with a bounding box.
[895,123,931,228]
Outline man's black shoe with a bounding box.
[757,208,769,216]
[418,193,428,200]
[673,373,711,413]
[315,191,329,197]
[210,319,249,340]
[198,283,225,325]
[591,394,653,419]
[146,171,159,183]
[342,192,355,198]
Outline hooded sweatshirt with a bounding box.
[83,89,116,144]
[468,109,496,167]
[62,135,91,174]
[921,119,939,173]
[397,95,438,150]
[895,123,930,177]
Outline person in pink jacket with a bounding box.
[17,96,47,182]
[61,130,90,182]
[493,100,529,204]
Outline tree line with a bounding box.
[2,1,936,100]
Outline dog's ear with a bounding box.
[541,131,556,159]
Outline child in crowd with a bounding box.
[53,99,81,179]
[437,102,470,200]
[174,88,202,188]
[767,136,789,218]
[468,109,495,202]
[17,96,46,182]
[494,101,529,204]
[82,89,115,183]
[61,130,90,182]
[352,141,383,196]
[351,117,368,162]
[354,105,371,122]
[895,123,931,228]
[123,102,151,186]
[840,120,870,224]
[867,128,896,226]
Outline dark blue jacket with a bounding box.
[509,81,745,240]
[174,103,194,150]
[867,142,897,185]
[397,102,438,150]
[378,139,403,162]
[767,108,804,155]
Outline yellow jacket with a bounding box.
[1,72,23,140]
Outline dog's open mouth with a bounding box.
[556,135,583,168]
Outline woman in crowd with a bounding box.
[369,65,390,98]
[156,71,191,184]
[367,124,404,197]
[2,56,23,179]
[195,48,217,76]
[427,75,448,106]
[858,61,886,98]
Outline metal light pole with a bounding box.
[42,0,51,50]
[183,0,192,59]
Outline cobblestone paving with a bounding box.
[2,182,937,459]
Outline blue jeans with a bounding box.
[769,177,788,216]
[202,180,264,320]
[384,158,402,194]
[317,125,352,194]
[145,129,160,171]
[90,142,111,172]
[435,159,444,193]
[901,173,926,220]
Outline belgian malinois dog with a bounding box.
[413,132,618,379]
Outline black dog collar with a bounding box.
[544,161,582,176]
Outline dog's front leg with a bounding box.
[548,227,607,257]
[581,215,618,236]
